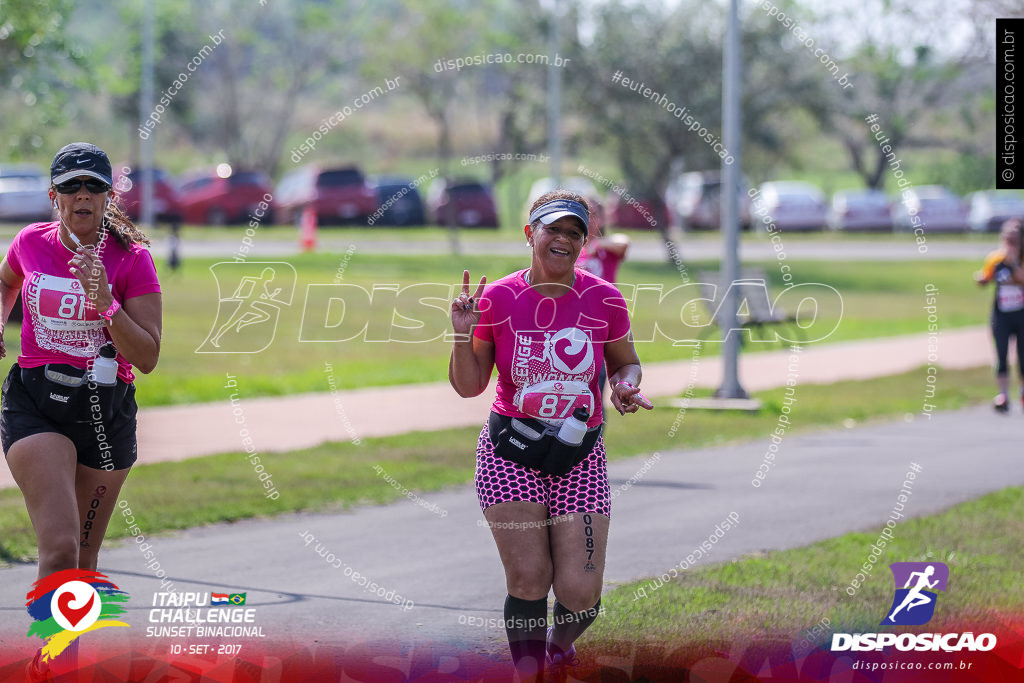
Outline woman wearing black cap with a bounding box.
[0,142,162,579]
[450,190,652,681]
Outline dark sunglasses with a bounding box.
[54,178,112,194]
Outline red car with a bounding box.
[427,179,499,228]
[607,192,669,230]
[274,165,377,225]
[178,169,274,225]
[112,167,183,224]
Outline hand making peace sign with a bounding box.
[450,269,487,337]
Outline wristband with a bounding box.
[99,299,121,323]
[614,381,636,390]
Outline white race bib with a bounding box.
[516,379,593,424]
[998,285,1024,312]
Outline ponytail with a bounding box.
[103,199,150,249]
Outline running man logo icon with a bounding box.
[196,262,297,353]
[882,562,949,626]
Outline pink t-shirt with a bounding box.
[5,221,161,382]
[474,268,631,427]
[578,244,624,284]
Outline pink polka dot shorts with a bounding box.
[474,420,611,517]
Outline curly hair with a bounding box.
[103,197,151,249]
[529,190,592,234]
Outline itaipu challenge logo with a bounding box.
[25,569,129,661]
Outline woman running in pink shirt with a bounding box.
[450,190,652,681]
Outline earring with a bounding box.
[52,200,58,209]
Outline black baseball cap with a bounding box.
[50,142,113,186]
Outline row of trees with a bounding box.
[2,0,1000,198]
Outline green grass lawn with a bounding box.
[0,365,996,565]
[0,250,992,407]
[587,485,1023,658]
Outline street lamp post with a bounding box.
[716,0,749,399]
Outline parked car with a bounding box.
[967,190,1024,233]
[0,164,53,222]
[526,176,599,207]
[666,170,752,231]
[178,167,274,225]
[828,189,893,232]
[367,176,427,226]
[606,192,669,230]
[892,185,968,233]
[112,167,183,224]
[752,181,827,232]
[274,164,377,225]
[427,179,499,227]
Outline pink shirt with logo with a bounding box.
[474,268,631,428]
[5,221,161,382]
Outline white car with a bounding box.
[752,181,827,232]
[966,190,1024,233]
[828,189,893,232]
[0,164,52,222]
[666,170,752,231]
[892,185,968,233]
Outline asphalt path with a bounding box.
[0,404,1017,660]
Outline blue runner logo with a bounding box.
[882,562,948,626]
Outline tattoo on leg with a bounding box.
[583,513,596,573]
[80,485,107,548]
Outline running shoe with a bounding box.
[994,394,1009,413]
[546,628,579,683]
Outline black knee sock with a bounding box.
[504,594,548,675]
[549,599,601,656]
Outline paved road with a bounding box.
[0,404,1017,659]
[0,327,992,489]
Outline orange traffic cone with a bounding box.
[300,205,318,252]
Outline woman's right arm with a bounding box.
[449,270,494,397]
[449,335,495,398]
[0,259,24,359]
[975,253,1000,285]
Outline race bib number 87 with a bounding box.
[517,380,593,420]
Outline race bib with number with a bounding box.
[998,285,1024,313]
[516,379,594,423]
[24,273,110,357]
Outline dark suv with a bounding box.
[427,179,499,228]
[274,164,377,225]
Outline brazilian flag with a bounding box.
[229,593,246,606]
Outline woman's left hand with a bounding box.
[611,380,654,415]
[68,247,112,312]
